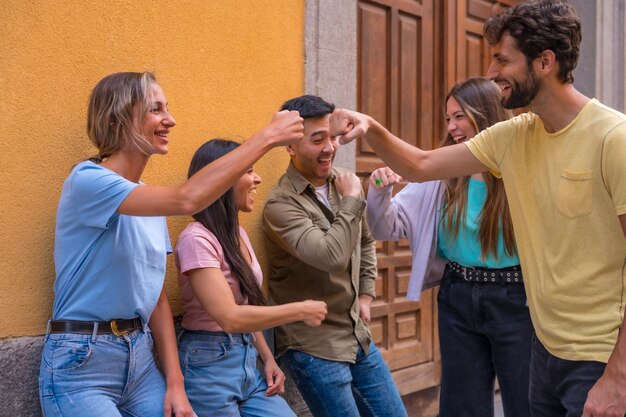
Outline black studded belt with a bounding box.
[447,261,523,284]
[48,317,143,336]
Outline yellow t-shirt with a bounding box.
[465,99,626,363]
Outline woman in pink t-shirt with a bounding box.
[176,139,328,417]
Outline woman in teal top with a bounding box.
[368,78,532,417]
[437,177,519,268]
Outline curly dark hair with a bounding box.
[484,0,581,84]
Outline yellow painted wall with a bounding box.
[0,0,304,337]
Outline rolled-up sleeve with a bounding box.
[263,194,366,274]
[358,216,377,298]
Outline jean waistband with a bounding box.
[179,329,256,345]
[447,261,523,284]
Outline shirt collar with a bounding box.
[286,161,337,194]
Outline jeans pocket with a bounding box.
[505,285,528,308]
[42,339,93,372]
[289,349,315,366]
[186,342,228,367]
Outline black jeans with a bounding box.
[529,335,606,417]
[438,268,533,417]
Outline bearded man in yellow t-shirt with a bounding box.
[330,1,626,416]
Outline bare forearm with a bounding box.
[215,302,308,334]
[119,110,304,217]
[253,332,274,363]
[178,133,273,214]
[363,118,486,181]
[363,119,430,181]
[149,292,184,386]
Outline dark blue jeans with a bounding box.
[529,335,605,417]
[280,342,408,417]
[438,270,533,417]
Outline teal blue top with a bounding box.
[437,178,519,268]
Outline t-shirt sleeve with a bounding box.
[602,122,626,215]
[175,227,223,274]
[68,163,138,229]
[464,118,516,176]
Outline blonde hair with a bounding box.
[440,77,516,260]
[86,72,156,162]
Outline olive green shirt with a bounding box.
[262,163,377,362]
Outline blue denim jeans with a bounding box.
[178,330,295,417]
[437,270,533,417]
[39,327,165,417]
[280,342,408,417]
[529,335,605,417]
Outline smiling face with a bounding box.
[445,97,477,143]
[233,167,262,213]
[288,115,338,186]
[488,33,541,109]
[140,83,176,155]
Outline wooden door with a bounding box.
[356,0,524,412]
[356,0,438,397]
[446,0,525,90]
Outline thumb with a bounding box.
[338,125,366,144]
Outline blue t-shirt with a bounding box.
[438,178,519,268]
[52,161,171,323]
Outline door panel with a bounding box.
[357,0,437,396]
[356,0,523,409]
[452,0,525,88]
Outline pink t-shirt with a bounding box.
[175,221,262,331]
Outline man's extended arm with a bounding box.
[329,109,487,182]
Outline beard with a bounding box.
[502,68,541,109]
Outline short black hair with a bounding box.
[280,95,335,119]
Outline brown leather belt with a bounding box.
[49,317,143,336]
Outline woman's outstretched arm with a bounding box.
[187,267,327,333]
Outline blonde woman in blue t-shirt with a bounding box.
[367,77,532,417]
[39,71,304,417]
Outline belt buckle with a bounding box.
[110,319,130,337]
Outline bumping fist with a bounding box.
[334,172,363,198]
[264,110,304,147]
[329,109,371,145]
[369,167,402,189]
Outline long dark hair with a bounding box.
[440,78,516,260]
[188,139,267,306]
